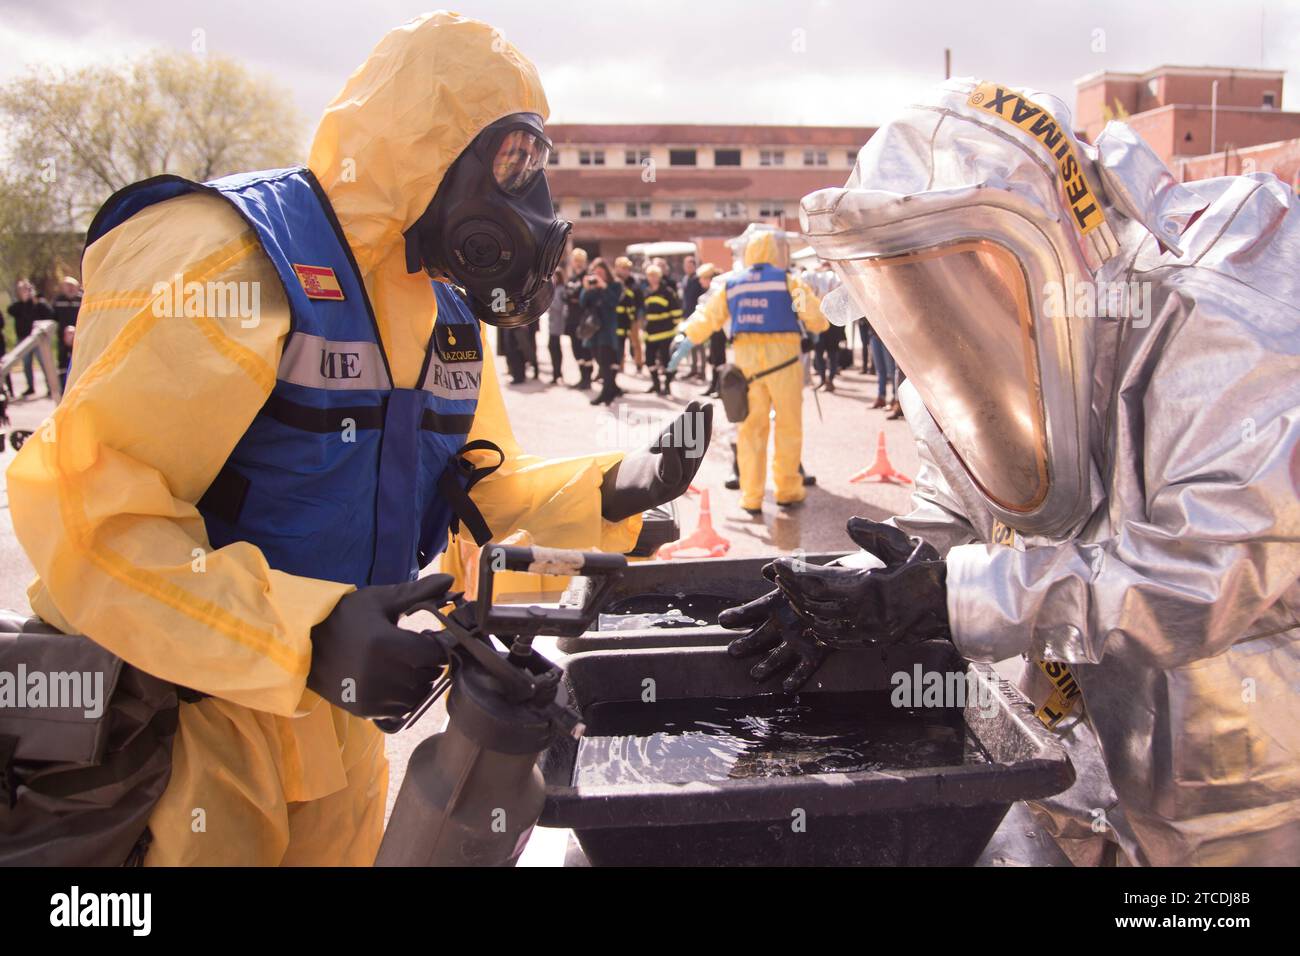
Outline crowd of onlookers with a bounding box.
[8,263,901,419]
[3,276,80,398]
[498,248,903,418]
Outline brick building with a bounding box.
[1074,65,1300,169]
[545,123,874,258]
[1174,137,1300,191]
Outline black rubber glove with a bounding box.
[766,517,950,647]
[720,589,830,693]
[600,400,714,522]
[307,574,453,720]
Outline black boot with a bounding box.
[571,364,592,390]
[725,442,740,490]
[663,371,675,398]
[647,370,661,394]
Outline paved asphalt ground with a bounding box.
[0,344,925,857]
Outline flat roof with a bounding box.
[547,123,874,146]
[1075,65,1286,87]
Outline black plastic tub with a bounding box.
[540,642,1073,866]
[556,552,849,652]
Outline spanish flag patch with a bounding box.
[292,263,345,301]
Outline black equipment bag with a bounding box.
[0,611,178,865]
[717,355,801,423]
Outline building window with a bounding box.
[1263,91,1277,109]
[714,148,741,166]
[669,149,697,166]
[625,201,652,219]
[758,203,785,219]
[803,149,828,167]
[670,202,697,220]
[714,201,746,219]
[760,149,784,166]
[579,150,605,166]
[553,201,562,216]
[548,150,559,165]
[579,201,606,219]
[625,149,650,165]
[845,150,856,166]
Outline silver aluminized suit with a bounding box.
[802,79,1300,866]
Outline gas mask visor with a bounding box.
[831,235,1048,515]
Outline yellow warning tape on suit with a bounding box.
[966,81,1107,238]
[1035,660,1083,729]
[990,520,1084,729]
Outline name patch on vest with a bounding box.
[280,333,388,390]
[434,323,481,363]
[292,263,345,301]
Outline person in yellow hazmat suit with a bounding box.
[5,12,709,866]
[672,230,825,513]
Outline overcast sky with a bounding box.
[2,0,1296,137]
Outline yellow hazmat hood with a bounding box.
[308,11,549,275]
[743,230,790,269]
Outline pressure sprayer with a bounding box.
[375,544,625,866]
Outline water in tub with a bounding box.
[573,690,990,786]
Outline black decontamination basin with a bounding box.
[540,641,1074,866]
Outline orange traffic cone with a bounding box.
[850,430,912,485]
[657,489,731,559]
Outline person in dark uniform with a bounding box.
[6,279,53,397]
[50,276,82,391]
[613,256,643,372]
[640,262,682,396]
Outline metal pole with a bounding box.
[1210,79,1219,155]
[0,321,62,403]
[944,49,951,80]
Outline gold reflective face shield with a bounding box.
[838,239,1049,513]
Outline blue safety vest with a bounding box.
[725,263,800,335]
[85,167,496,588]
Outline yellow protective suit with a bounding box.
[6,12,638,866]
[682,232,826,510]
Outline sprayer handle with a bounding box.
[475,544,626,638]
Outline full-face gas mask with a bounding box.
[406,112,571,327]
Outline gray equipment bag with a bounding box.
[718,355,800,423]
[0,611,178,865]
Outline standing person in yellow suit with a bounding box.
[673,231,825,513]
[6,12,708,866]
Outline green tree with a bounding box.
[0,50,305,296]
